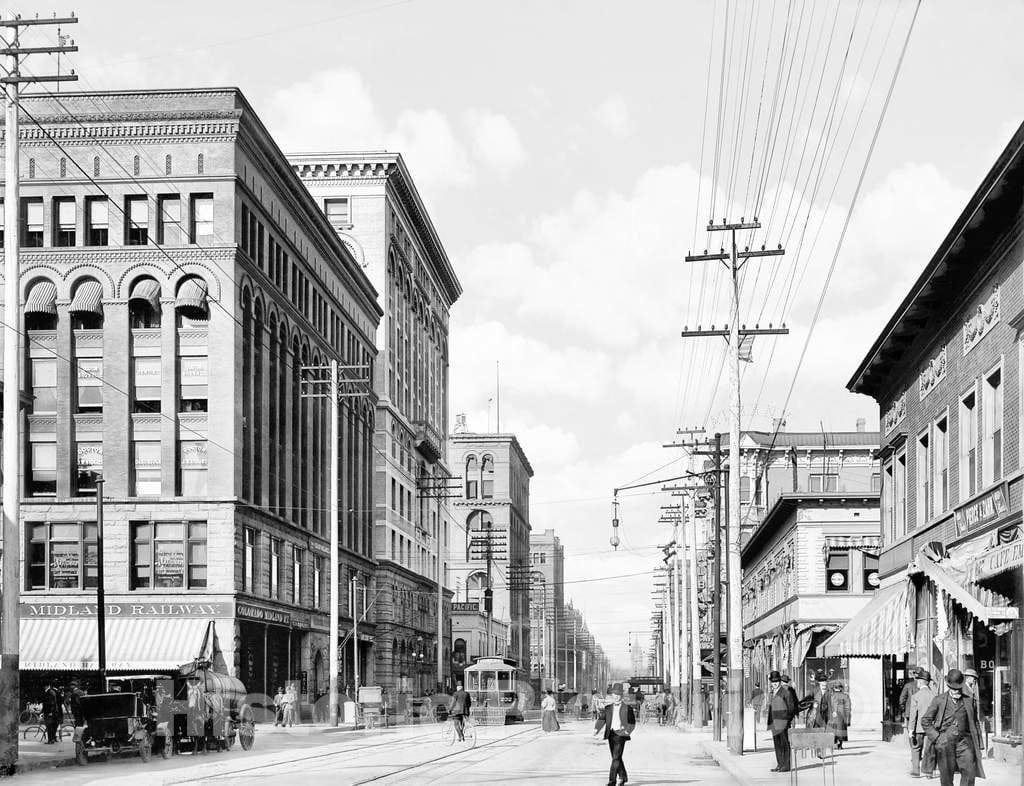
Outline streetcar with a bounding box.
[463,656,525,724]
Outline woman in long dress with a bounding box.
[541,689,560,732]
[827,682,851,749]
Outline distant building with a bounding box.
[529,528,564,689]
[293,152,462,695]
[448,431,533,675]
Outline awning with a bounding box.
[794,624,839,664]
[24,281,57,316]
[819,582,910,657]
[69,280,103,316]
[822,535,882,562]
[912,549,1018,627]
[175,277,209,319]
[20,617,221,671]
[129,278,161,312]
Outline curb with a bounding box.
[701,740,755,786]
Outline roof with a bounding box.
[741,492,880,563]
[848,120,1024,399]
[449,432,534,477]
[722,430,880,450]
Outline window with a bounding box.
[86,197,108,246]
[133,356,161,413]
[178,440,208,496]
[465,455,478,498]
[292,546,303,603]
[130,520,207,589]
[243,527,257,593]
[863,553,880,591]
[0,198,4,244]
[270,538,281,599]
[29,442,56,497]
[157,195,182,245]
[870,472,881,492]
[27,522,97,590]
[481,455,494,499]
[882,459,895,543]
[191,195,214,243]
[179,355,208,411]
[916,429,931,527]
[933,415,949,514]
[324,198,350,228]
[76,358,103,413]
[313,555,323,609]
[960,388,978,500]
[826,551,849,591]
[22,198,43,247]
[53,198,76,246]
[740,476,751,503]
[125,196,148,245]
[809,473,838,492]
[31,358,57,414]
[76,442,102,496]
[983,366,1003,486]
[133,441,161,496]
[894,449,907,538]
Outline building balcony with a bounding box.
[413,420,442,464]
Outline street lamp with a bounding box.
[610,499,621,550]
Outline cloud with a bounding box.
[390,109,475,188]
[595,95,632,137]
[465,110,527,175]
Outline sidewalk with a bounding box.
[702,726,1022,786]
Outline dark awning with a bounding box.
[129,278,161,312]
[24,281,57,316]
[69,280,103,316]
[175,278,209,319]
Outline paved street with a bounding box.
[8,721,734,786]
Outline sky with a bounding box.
[14,0,1024,669]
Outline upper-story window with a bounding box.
[960,387,979,500]
[28,522,97,590]
[86,197,108,246]
[129,277,162,329]
[933,414,949,514]
[130,520,207,589]
[191,194,214,243]
[325,198,350,229]
[481,455,494,499]
[175,276,210,327]
[22,197,43,247]
[158,195,182,245]
[69,279,103,331]
[826,550,850,592]
[982,366,1003,487]
[53,197,76,247]
[863,553,880,590]
[125,196,149,245]
[916,428,931,527]
[809,473,838,493]
[465,455,479,499]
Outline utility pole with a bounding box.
[711,434,724,742]
[685,220,787,755]
[95,478,106,681]
[0,16,77,772]
[351,575,360,704]
[301,359,371,726]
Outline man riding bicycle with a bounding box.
[448,682,471,742]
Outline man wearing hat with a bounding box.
[900,662,920,726]
[921,669,985,786]
[802,669,830,730]
[593,683,635,786]
[908,668,938,778]
[961,668,985,749]
[766,670,797,772]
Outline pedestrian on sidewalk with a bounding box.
[541,689,560,732]
[767,670,797,773]
[594,683,635,786]
[961,669,986,750]
[908,668,938,779]
[921,669,986,786]
[802,670,830,730]
[900,663,920,730]
[283,685,298,727]
[41,680,62,744]
[827,682,851,750]
[750,682,765,726]
[780,674,799,713]
[273,686,286,727]
[448,682,471,742]
[67,680,85,729]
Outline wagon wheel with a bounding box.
[238,721,255,751]
[74,742,88,766]
[139,732,153,763]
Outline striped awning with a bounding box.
[20,617,220,671]
[24,280,57,316]
[822,534,882,562]
[69,280,103,316]
[819,581,909,657]
[129,278,161,311]
[912,549,1018,627]
[175,277,209,319]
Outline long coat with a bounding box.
[803,687,829,729]
[767,686,797,735]
[827,691,851,741]
[921,692,986,780]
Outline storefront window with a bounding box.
[28,522,97,590]
[826,551,849,592]
[130,520,207,590]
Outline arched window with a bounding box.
[253,300,264,504]
[465,510,493,560]
[453,638,467,667]
[68,278,104,330]
[291,336,301,525]
[465,455,478,498]
[175,276,210,327]
[481,454,494,499]
[24,279,58,331]
[128,276,161,328]
[466,572,488,604]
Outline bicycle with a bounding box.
[440,715,477,748]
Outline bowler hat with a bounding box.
[915,668,932,682]
[963,668,979,680]
[610,684,624,696]
[945,669,965,688]
[814,669,827,683]
[781,674,792,683]
[768,670,782,683]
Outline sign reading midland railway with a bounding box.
[21,601,230,618]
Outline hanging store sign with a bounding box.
[236,603,291,626]
[968,538,1024,582]
[953,483,1009,538]
[451,602,480,613]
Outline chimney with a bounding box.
[772,418,786,433]
[856,418,866,433]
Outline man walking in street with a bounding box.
[767,670,797,773]
[921,669,986,786]
[594,683,636,786]
[908,668,937,779]
[273,686,286,727]
[448,682,471,742]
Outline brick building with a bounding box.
[292,152,460,695]
[528,528,564,690]
[844,122,1024,756]
[7,89,381,706]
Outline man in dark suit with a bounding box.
[767,670,797,772]
[448,682,471,742]
[594,683,636,786]
[921,669,986,786]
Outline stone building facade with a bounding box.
[8,89,381,708]
[292,153,460,694]
[528,528,564,690]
